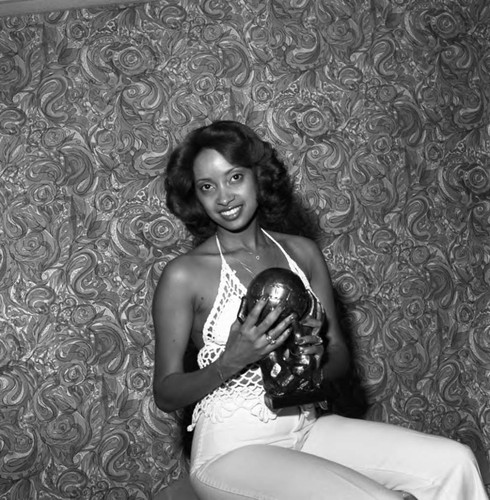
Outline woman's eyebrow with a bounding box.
[195,166,243,182]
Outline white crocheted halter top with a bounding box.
[188,230,311,431]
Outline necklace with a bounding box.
[248,251,261,261]
[217,235,262,277]
[238,259,256,278]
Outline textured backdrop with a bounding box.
[0,0,489,498]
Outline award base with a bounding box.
[264,388,328,410]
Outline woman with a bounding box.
[152,121,487,500]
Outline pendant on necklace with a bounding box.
[255,255,260,260]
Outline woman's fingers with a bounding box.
[236,296,267,330]
[257,303,290,331]
[300,316,323,329]
[242,297,290,330]
[296,333,323,345]
[265,327,293,352]
[293,333,324,359]
[236,296,308,358]
[262,313,295,348]
[298,344,324,357]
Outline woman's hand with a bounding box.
[219,297,295,376]
[294,291,327,363]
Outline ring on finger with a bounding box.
[265,334,276,345]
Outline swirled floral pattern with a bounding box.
[0,0,489,497]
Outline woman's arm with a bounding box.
[152,257,224,412]
[292,237,351,382]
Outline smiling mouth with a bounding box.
[220,206,241,219]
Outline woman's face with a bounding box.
[193,148,258,232]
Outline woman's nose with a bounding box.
[217,187,235,206]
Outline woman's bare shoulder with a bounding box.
[268,230,325,280]
[156,237,218,289]
[268,230,319,258]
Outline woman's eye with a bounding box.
[199,183,213,192]
[231,173,243,182]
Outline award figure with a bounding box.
[238,267,328,410]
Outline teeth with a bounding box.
[222,207,240,217]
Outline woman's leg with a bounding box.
[301,414,487,500]
[190,408,404,500]
[191,444,405,500]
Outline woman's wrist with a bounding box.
[216,355,226,384]
[215,353,241,384]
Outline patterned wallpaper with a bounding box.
[0,0,489,498]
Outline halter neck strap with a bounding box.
[215,234,225,260]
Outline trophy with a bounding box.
[239,267,328,410]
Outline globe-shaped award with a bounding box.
[241,267,327,410]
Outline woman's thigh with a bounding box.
[191,444,403,500]
[190,406,316,471]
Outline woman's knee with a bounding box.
[445,440,480,471]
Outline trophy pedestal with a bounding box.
[264,388,327,410]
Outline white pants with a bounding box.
[190,407,487,500]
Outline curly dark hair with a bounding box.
[165,120,304,242]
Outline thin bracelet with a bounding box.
[216,355,226,384]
